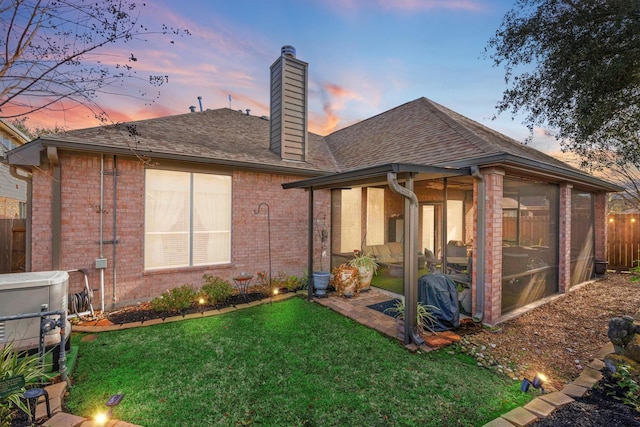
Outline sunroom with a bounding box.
[284,159,618,345]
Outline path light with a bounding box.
[273,288,279,296]
[95,393,125,425]
[520,373,547,393]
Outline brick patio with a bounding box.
[312,288,462,352]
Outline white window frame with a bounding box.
[144,169,231,270]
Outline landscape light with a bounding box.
[95,412,108,425]
[520,373,547,393]
[95,393,125,424]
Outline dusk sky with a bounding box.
[26,0,560,153]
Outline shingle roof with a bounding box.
[325,97,577,172]
[38,108,340,175]
[10,96,618,191]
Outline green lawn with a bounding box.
[371,267,431,293]
[67,298,530,426]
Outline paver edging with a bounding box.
[481,344,612,427]
[72,292,303,333]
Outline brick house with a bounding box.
[8,46,619,339]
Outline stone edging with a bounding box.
[481,342,614,427]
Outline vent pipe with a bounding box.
[189,106,196,113]
[197,96,203,111]
[281,45,296,58]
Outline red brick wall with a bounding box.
[476,168,504,325]
[31,167,53,271]
[30,152,331,308]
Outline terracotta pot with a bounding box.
[357,266,374,292]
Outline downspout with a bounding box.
[112,156,118,309]
[387,172,424,346]
[471,166,485,322]
[99,155,105,312]
[47,147,61,270]
[307,188,314,300]
[10,166,32,271]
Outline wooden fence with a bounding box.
[0,218,26,273]
[607,213,640,270]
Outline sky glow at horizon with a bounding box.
[14,0,561,153]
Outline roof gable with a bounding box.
[325,97,576,172]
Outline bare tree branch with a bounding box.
[0,0,190,122]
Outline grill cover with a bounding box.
[417,274,460,331]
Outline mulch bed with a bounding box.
[533,372,640,426]
[103,292,270,325]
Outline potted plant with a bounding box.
[312,215,331,297]
[331,264,360,298]
[349,251,379,292]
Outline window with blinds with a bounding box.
[144,169,231,270]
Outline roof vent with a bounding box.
[281,45,296,58]
[189,106,196,113]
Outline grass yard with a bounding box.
[67,298,530,426]
[370,267,431,294]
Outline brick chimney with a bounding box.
[270,45,308,162]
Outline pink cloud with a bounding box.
[379,0,485,12]
[309,82,366,135]
[317,0,485,15]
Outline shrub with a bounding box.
[607,364,640,411]
[0,341,46,426]
[151,284,197,312]
[384,298,440,334]
[282,275,303,291]
[271,272,304,292]
[200,275,233,305]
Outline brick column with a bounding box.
[558,183,572,293]
[473,167,504,325]
[594,193,608,262]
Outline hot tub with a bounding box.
[0,271,70,352]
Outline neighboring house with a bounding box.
[8,46,620,339]
[0,119,29,219]
[0,119,29,273]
